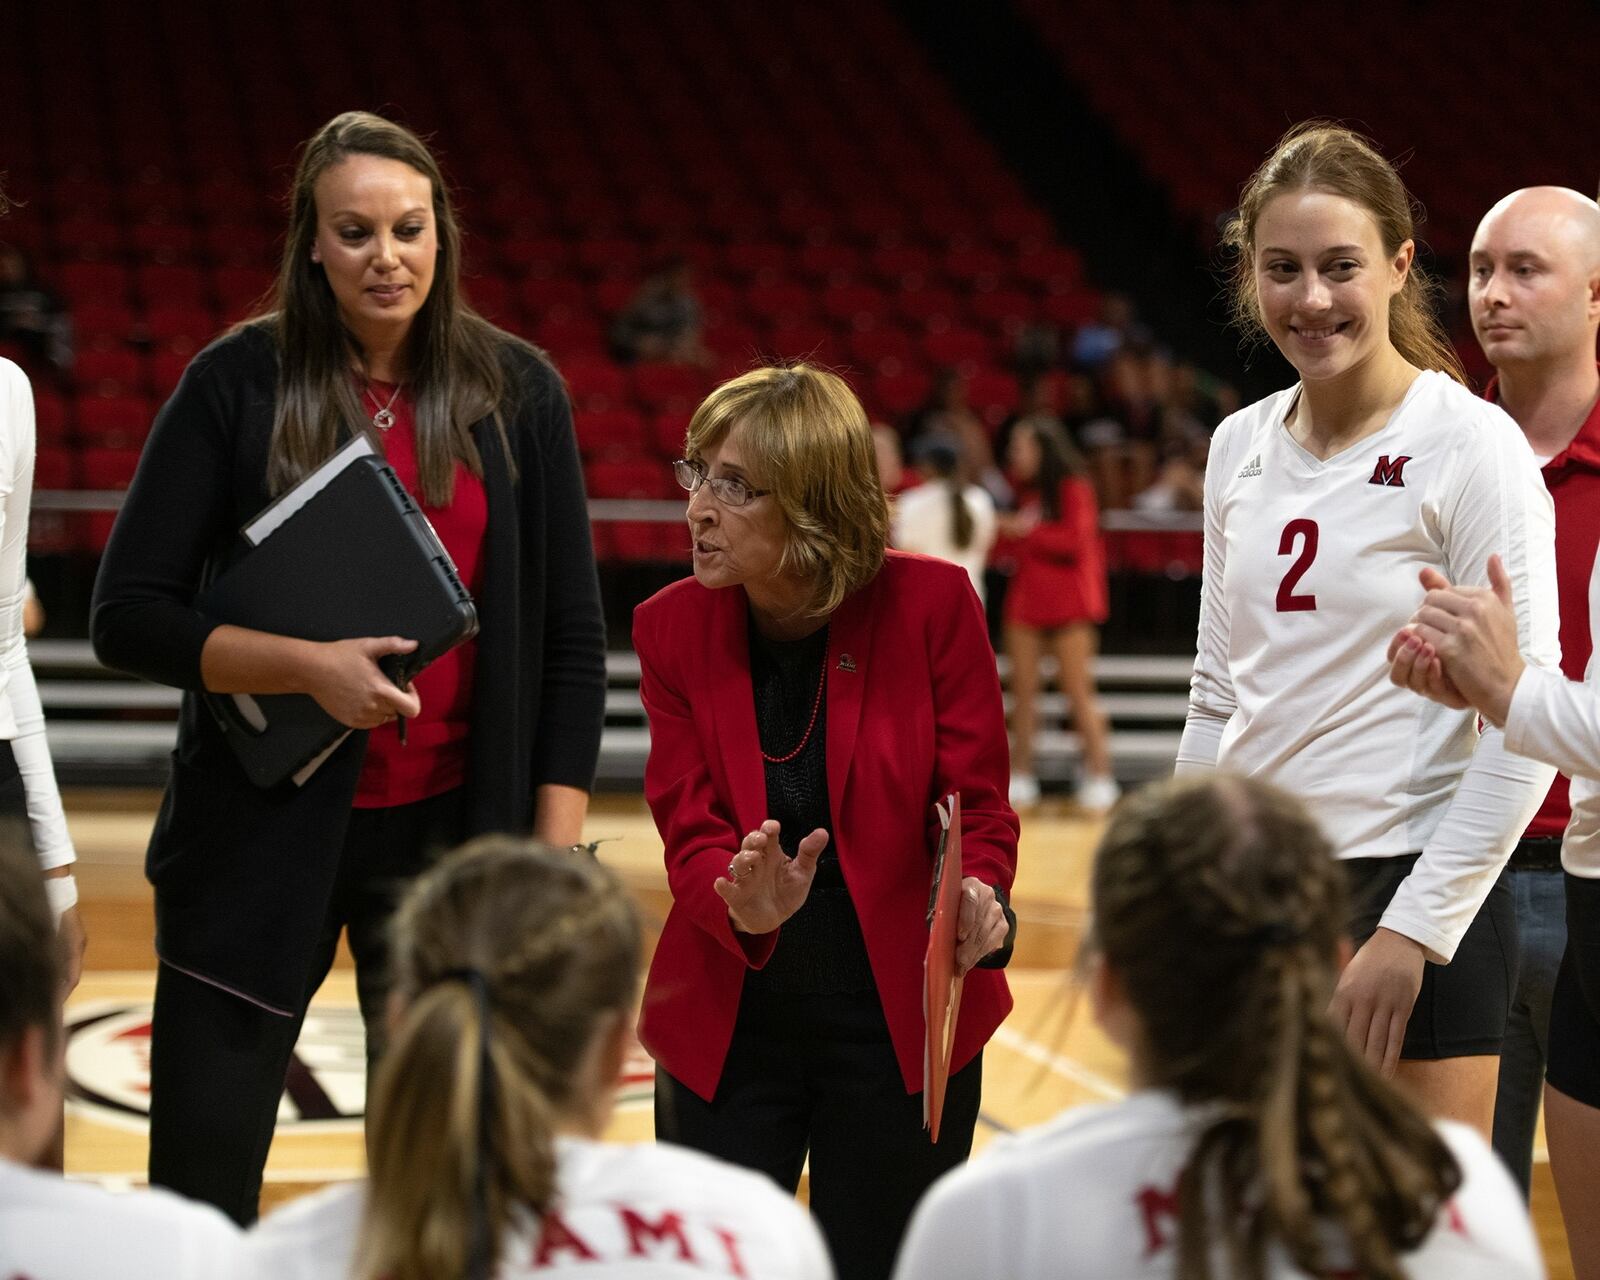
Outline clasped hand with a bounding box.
[1385,554,1524,726]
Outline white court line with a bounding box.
[990,1024,1126,1101]
[70,1168,364,1189]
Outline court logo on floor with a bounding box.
[64,1000,655,1131]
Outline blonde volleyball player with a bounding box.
[893,774,1543,1280]
[1177,123,1561,1137]
[0,824,246,1278]
[246,838,832,1280]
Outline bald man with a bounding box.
[1469,187,1600,1199]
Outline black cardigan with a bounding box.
[90,324,606,1013]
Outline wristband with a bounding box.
[44,873,78,926]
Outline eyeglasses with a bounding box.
[673,458,771,509]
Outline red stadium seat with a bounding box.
[136,264,209,307]
[631,363,710,414]
[563,357,629,412]
[74,349,145,396]
[143,304,220,348]
[575,407,647,459]
[76,395,153,448]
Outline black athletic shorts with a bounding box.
[1343,852,1517,1059]
[1547,872,1600,1108]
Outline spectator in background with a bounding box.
[0,246,71,378]
[1068,293,1149,372]
[609,256,710,367]
[908,369,1011,509]
[998,418,1116,813]
[892,433,997,605]
[1131,439,1207,514]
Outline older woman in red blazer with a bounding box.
[635,364,1018,1280]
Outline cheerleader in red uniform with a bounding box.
[999,418,1116,811]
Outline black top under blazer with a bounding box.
[90,323,606,1013]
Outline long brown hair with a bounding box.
[1223,122,1466,384]
[1016,416,1085,522]
[1091,774,1460,1280]
[251,110,534,505]
[358,838,641,1280]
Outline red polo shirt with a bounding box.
[353,382,488,808]
[1488,371,1600,838]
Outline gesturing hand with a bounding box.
[1328,927,1426,1078]
[956,878,1009,973]
[305,636,423,730]
[716,819,828,935]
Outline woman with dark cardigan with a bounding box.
[89,112,605,1225]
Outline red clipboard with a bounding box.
[924,792,965,1142]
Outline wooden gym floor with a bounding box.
[60,789,1572,1277]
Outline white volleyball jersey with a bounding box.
[245,1136,833,1279]
[891,482,998,605]
[0,1157,247,1278]
[1178,371,1560,961]
[892,1091,1544,1280]
[1507,550,1600,877]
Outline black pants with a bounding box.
[1344,853,1518,1058]
[655,986,983,1280]
[146,787,465,1225]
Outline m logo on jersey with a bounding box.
[1368,454,1413,487]
[1237,453,1262,478]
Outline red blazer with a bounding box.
[634,551,1019,1101]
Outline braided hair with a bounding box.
[1091,774,1459,1280]
[356,837,641,1280]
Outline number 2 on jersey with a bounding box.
[1275,518,1319,612]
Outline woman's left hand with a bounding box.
[1328,927,1426,1077]
[956,877,1009,973]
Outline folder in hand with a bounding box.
[197,435,479,788]
[924,791,965,1143]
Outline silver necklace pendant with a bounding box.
[372,408,396,431]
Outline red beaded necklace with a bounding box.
[761,654,828,765]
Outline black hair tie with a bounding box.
[438,967,495,1280]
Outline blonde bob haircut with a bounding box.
[684,364,889,618]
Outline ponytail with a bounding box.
[1093,775,1460,1280]
[947,480,974,550]
[355,839,641,1280]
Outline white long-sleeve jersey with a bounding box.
[246,1136,834,1279]
[892,1091,1544,1280]
[0,360,74,871]
[1506,551,1600,876]
[1177,372,1560,962]
[0,1156,247,1278]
